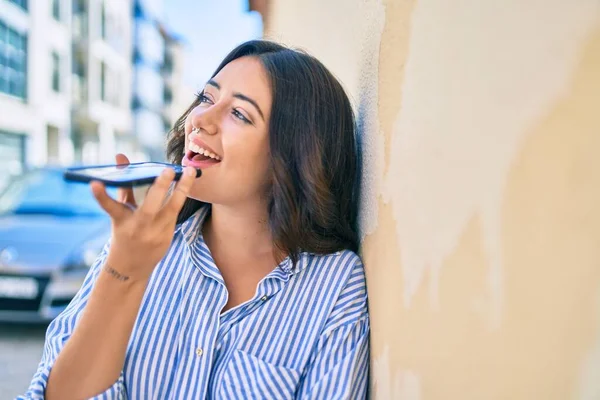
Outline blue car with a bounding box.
[0,168,113,323]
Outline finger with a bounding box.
[115,153,130,166]
[138,168,176,215]
[115,154,136,206]
[90,181,129,221]
[162,167,197,217]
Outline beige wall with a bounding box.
[265,0,600,398]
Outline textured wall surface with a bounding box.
[266,1,600,398]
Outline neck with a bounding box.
[202,201,274,259]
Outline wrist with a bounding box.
[89,264,148,311]
[103,263,131,282]
[101,257,149,289]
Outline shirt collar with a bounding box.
[176,204,211,247]
[278,253,309,276]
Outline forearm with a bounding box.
[45,262,148,400]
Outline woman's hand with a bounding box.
[114,153,138,209]
[44,152,196,399]
[90,153,197,284]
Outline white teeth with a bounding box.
[188,142,221,161]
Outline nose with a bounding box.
[189,103,221,136]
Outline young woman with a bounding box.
[22,40,368,399]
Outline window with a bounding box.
[163,53,173,73]
[131,96,141,109]
[72,47,87,102]
[0,131,26,191]
[52,0,61,21]
[72,48,85,78]
[72,0,86,15]
[100,62,120,106]
[163,86,172,104]
[51,52,60,92]
[132,49,142,64]
[7,0,27,11]
[100,61,106,101]
[134,3,145,18]
[100,1,107,39]
[72,0,88,37]
[0,21,27,99]
[46,125,60,164]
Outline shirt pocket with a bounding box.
[218,349,302,400]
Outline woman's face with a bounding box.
[182,56,273,206]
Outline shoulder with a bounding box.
[302,249,364,284]
[300,250,368,328]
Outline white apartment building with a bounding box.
[0,0,73,188]
[71,0,136,164]
[0,0,136,191]
[0,0,193,188]
[160,23,193,137]
[131,0,166,161]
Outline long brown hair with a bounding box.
[166,40,360,266]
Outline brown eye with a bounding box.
[232,109,251,124]
[195,92,213,104]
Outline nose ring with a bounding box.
[191,127,200,135]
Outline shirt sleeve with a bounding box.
[296,256,370,400]
[17,241,128,400]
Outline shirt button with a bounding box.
[260,295,268,301]
[195,348,203,357]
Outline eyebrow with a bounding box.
[206,79,265,121]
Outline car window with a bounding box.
[0,170,116,217]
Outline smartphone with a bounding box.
[63,162,200,187]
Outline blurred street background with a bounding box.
[0,0,263,397]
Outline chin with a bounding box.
[187,185,222,205]
[187,188,212,204]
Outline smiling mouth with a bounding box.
[186,142,222,163]
[186,150,221,163]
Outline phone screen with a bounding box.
[64,162,188,187]
[77,163,179,181]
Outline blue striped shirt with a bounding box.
[20,206,369,399]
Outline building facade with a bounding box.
[71,0,134,164]
[0,0,73,188]
[0,0,136,184]
[131,0,165,161]
[0,0,190,183]
[0,0,222,182]
[159,23,191,138]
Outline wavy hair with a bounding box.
[166,40,360,266]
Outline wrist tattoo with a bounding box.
[103,264,130,282]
